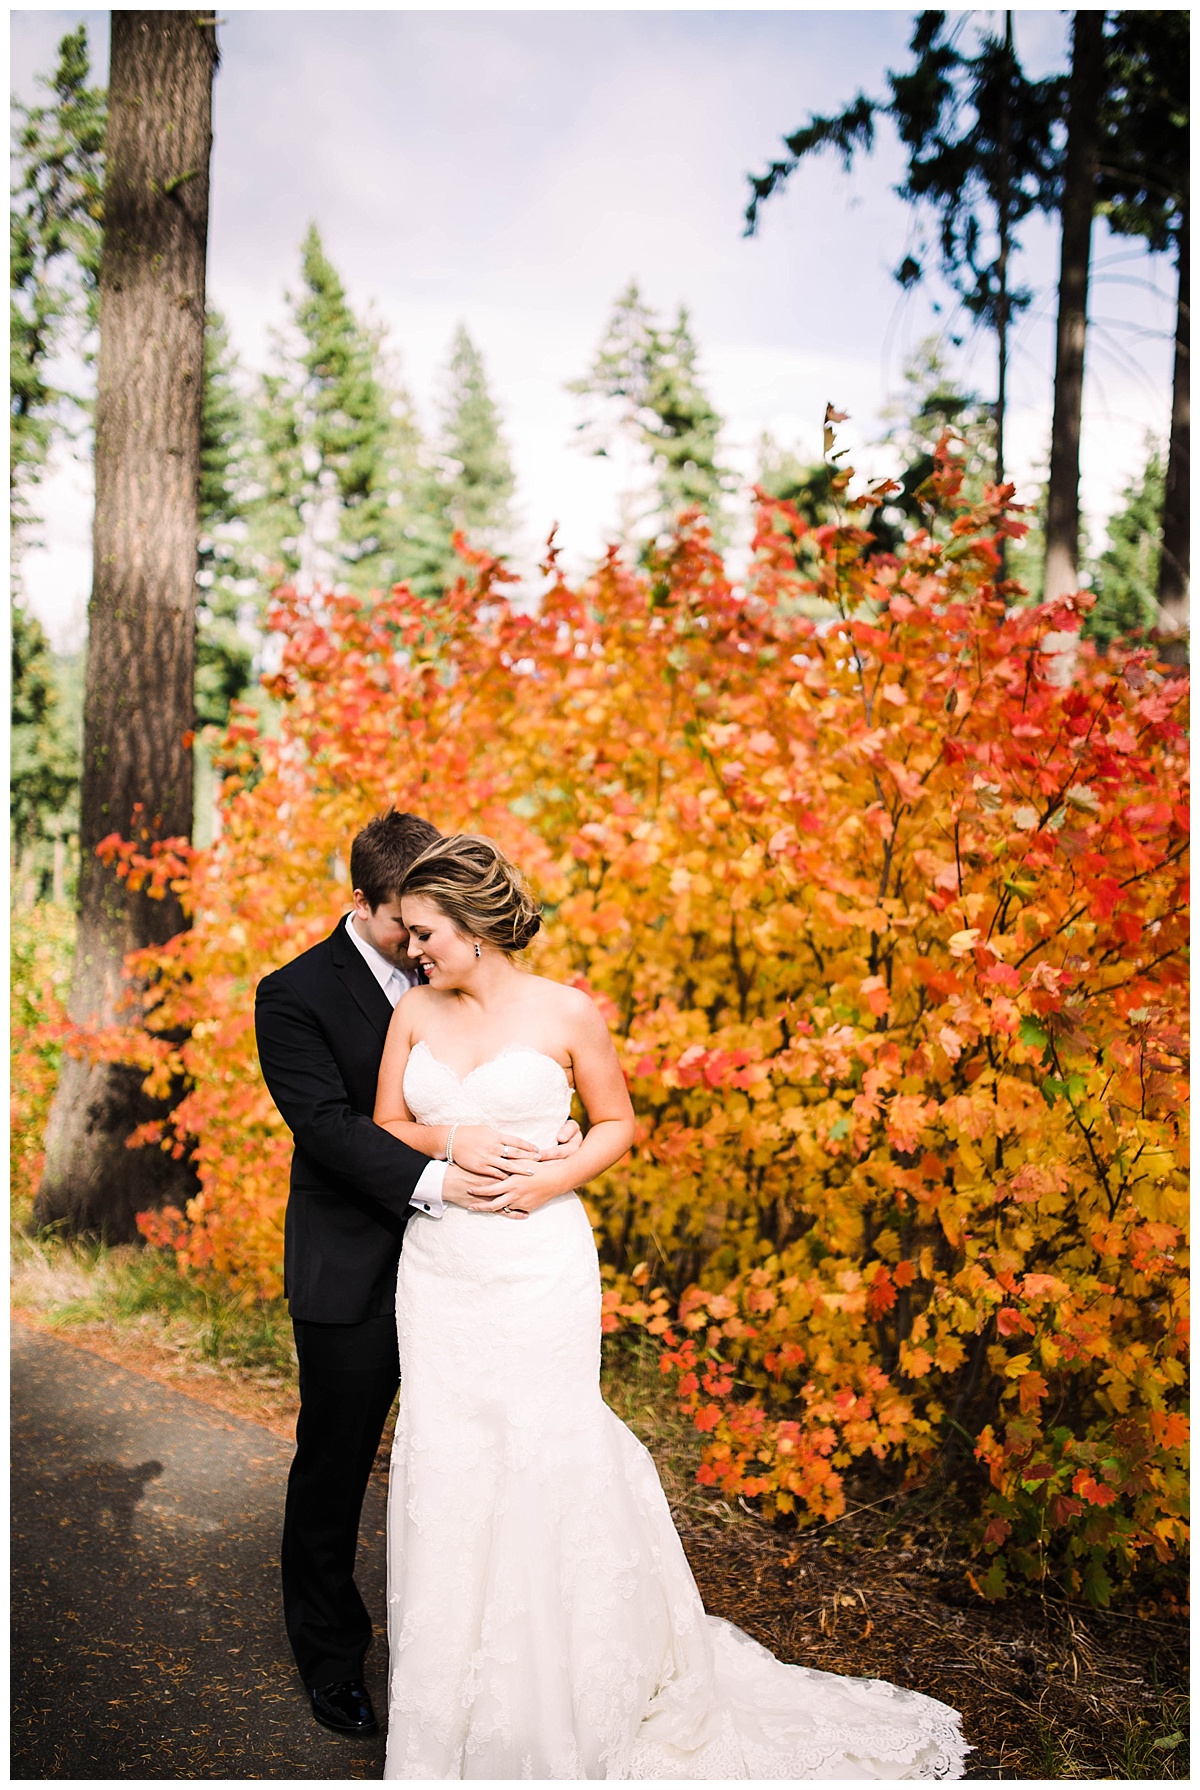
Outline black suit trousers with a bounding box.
[281,1312,400,1688]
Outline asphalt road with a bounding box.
[11,1321,390,1780]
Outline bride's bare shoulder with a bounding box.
[388,985,443,1031]
[397,985,438,1011]
[527,973,591,1005]
[531,976,612,1033]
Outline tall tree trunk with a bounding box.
[1044,10,1105,605]
[1158,206,1189,650]
[35,13,217,1241]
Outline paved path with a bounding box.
[11,1322,390,1780]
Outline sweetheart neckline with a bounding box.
[409,1037,573,1093]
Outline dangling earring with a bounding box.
[474,941,482,959]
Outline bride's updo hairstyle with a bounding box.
[399,834,542,955]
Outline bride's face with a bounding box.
[402,895,478,985]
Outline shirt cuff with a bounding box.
[409,1157,447,1219]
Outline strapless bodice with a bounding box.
[402,1039,573,1153]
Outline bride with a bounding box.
[373,833,968,1780]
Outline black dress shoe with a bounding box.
[310,1678,379,1736]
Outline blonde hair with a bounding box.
[399,834,542,954]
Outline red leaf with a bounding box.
[1072,1470,1119,1508]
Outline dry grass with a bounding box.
[11,1216,301,1436]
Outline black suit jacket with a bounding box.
[255,919,432,1324]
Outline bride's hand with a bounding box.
[448,1124,540,1178]
[498,1160,571,1218]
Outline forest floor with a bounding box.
[11,1230,1189,1782]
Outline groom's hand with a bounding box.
[441,1163,535,1217]
[539,1118,583,1161]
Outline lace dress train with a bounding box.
[384,1043,969,1780]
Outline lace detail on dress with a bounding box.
[384,1046,969,1780]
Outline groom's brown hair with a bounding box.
[351,809,440,909]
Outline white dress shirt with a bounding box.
[345,914,447,1218]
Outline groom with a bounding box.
[255,809,581,1738]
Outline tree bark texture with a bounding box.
[36,13,217,1240]
[1043,10,1104,606]
[1158,208,1189,645]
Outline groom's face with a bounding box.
[350,889,410,966]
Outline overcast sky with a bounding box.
[13,7,1178,650]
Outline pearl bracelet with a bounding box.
[444,1122,460,1167]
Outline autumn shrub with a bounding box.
[11,902,74,1216]
[50,442,1187,1605]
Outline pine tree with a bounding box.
[753,434,838,615]
[644,307,727,521]
[1085,446,1164,650]
[254,225,421,597]
[195,309,257,728]
[11,603,79,894]
[438,323,515,548]
[879,343,994,516]
[569,281,730,545]
[37,11,217,1241]
[759,345,989,551]
[9,24,105,563]
[755,433,833,521]
[755,344,1050,594]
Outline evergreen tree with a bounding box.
[37,11,218,1241]
[195,309,256,727]
[254,225,422,597]
[1085,446,1164,650]
[755,345,1051,596]
[569,281,730,544]
[438,323,515,548]
[644,307,727,520]
[753,434,838,613]
[878,343,993,527]
[755,434,834,523]
[758,345,990,551]
[11,603,79,890]
[9,24,105,562]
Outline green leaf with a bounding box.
[979,1558,1008,1600]
[1020,1017,1049,1051]
[1083,1558,1114,1608]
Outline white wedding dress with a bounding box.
[384,1042,969,1780]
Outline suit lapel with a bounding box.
[329,918,394,1042]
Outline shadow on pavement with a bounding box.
[11,1322,391,1780]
